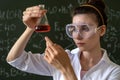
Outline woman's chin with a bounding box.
[77,46,86,51]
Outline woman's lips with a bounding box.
[76,42,85,46]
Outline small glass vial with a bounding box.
[35,4,51,32]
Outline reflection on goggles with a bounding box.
[66,23,101,39]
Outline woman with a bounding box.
[6,0,120,80]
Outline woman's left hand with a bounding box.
[44,36,71,72]
[44,36,78,80]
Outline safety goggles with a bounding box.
[66,23,101,39]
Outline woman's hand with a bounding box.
[44,36,71,72]
[44,36,77,80]
[22,5,47,30]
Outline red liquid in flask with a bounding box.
[35,24,51,32]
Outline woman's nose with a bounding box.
[73,32,83,40]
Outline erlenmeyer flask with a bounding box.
[35,4,51,32]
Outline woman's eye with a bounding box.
[81,25,89,31]
[69,26,75,32]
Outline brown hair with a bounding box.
[72,0,107,26]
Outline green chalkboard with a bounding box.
[0,0,120,80]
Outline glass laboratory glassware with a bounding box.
[35,4,51,32]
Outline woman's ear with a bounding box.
[99,25,106,36]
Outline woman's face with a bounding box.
[72,13,102,51]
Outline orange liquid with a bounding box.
[35,24,51,32]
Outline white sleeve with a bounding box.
[7,51,55,76]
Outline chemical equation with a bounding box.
[0,38,17,50]
[46,4,74,14]
[103,24,120,64]
[0,4,73,21]
[107,7,120,22]
[0,67,30,78]
[0,23,16,32]
[0,9,22,20]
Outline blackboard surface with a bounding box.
[0,0,120,80]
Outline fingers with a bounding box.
[44,48,52,63]
[44,37,68,67]
[44,46,58,65]
[22,5,47,28]
[23,5,47,18]
[45,36,54,46]
[45,46,54,57]
[45,36,57,55]
[45,36,63,52]
[44,45,57,64]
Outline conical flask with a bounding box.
[35,4,50,32]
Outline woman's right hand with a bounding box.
[22,5,47,30]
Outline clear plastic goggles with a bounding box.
[66,23,101,39]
